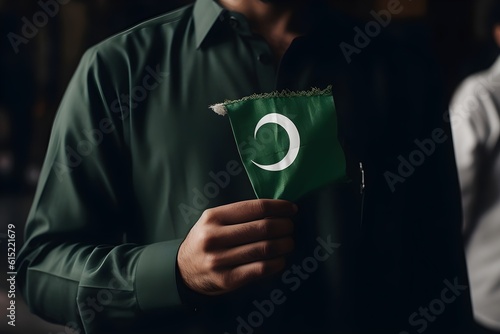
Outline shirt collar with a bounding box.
[193,0,336,49]
[193,0,225,49]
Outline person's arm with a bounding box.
[16,48,187,334]
[17,47,299,334]
[450,78,497,231]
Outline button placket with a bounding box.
[257,53,273,66]
[251,40,276,92]
[224,11,276,91]
[229,16,239,29]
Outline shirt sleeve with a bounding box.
[450,76,499,231]
[16,48,189,334]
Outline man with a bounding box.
[450,1,500,333]
[18,0,473,333]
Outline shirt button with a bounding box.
[229,16,239,29]
[258,53,273,66]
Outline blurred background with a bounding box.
[0,0,498,333]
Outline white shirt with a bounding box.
[450,56,500,330]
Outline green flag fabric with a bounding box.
[211,86,346,202]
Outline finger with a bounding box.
[211,237,294,268]
[207,199,297,225]
[225,257,287,291]
[219,218,294,247]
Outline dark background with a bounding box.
[0,0,497,333]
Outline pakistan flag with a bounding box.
[211,86,346,202]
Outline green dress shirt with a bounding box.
[18,0,473,333]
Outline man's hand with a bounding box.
[177,199,297,296]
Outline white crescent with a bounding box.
[251,113,301,172]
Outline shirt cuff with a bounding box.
[175,259,215,312]
[135,239,184,312]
